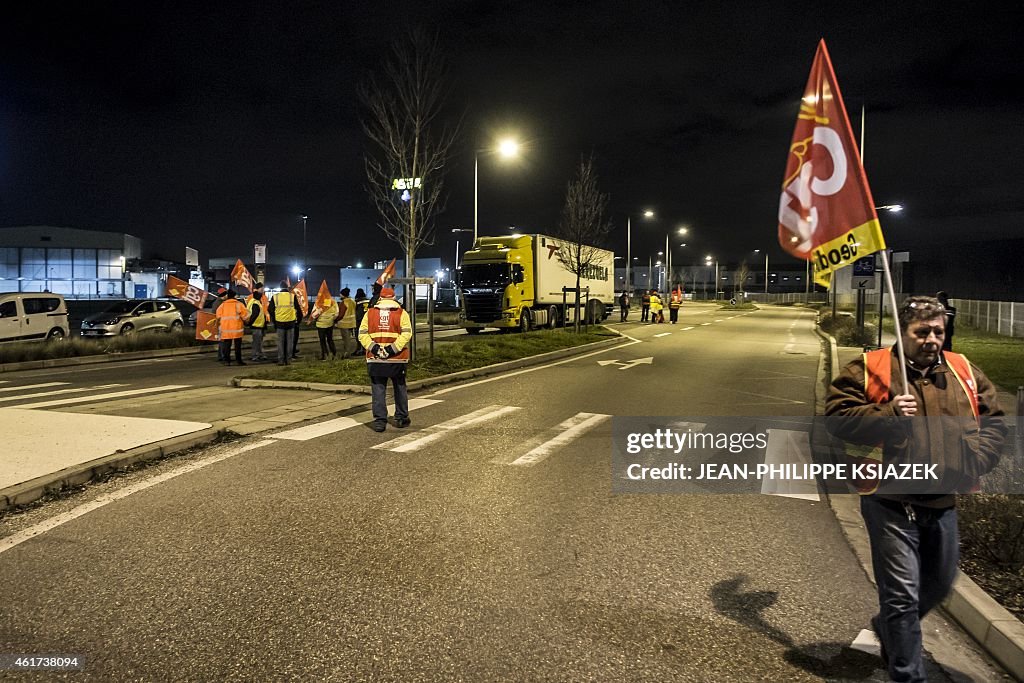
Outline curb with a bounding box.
[233,336,625,394]
[816,327,1024,681]
[0,428,226,513]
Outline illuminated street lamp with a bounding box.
[626,209,655,294]
[475,137,521,243]
[754,249,768,294]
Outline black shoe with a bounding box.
[237,361,247,366]
[371,421,386,433]
[396,418,411,428]
[278,361,287,366]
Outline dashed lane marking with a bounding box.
[507,412,611,467]
[374,405,521,453]
[682,326,694,331]
[654,332,672,338]
[269,398,442,440]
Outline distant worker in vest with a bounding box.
[619,291,629,322]
[215,289,248,366]
[358,284,412,432]
[649,290,663,323]
[826,295,1005,682]
[246,282,269,362]
[337,287,357,357]
[269,280,303,366]
[314,294,339,360]
[351,288,370,356]
[936,291,957,351]
[214,286,229,362]
[668,287,683,324]
[640,290,651,323]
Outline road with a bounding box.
[0,304,1001,680]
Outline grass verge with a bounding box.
[248,328,617,385]
[951,325,1024,392]
[0,331,204,364]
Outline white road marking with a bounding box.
[654,332,671,338]
[682,326,694,331]
[0,440,271,556]
[714,319,724,322]
[374,405,521,453]
[270,398,442,440]
[0,382,68,393]
[508,412,610,467]
[701,322,712,326]
[19,385,189,409]
[429,338,642,397]
[729,389,806,405]
[0,384,125,404]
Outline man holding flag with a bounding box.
[780,40,1005,681]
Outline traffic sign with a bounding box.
[852,256,875,276]
[852,273,878,291]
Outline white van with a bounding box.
[0,293,70,343]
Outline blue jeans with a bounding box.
[369,366,408,424]
[276,326,293,364]
[861,496,959,683]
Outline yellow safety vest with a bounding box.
[273,291,297,323]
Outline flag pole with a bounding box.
[877,247,909,395]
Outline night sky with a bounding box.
[1,1,1021,272]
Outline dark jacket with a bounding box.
[825,348,1006,506]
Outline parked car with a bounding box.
[80,299,184,337]
[0,292,70,343]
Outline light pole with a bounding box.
[626,209,654,295]
[705,255,718,300]
[300,214,308,276]
[754,249,768,294]
[451,228,472,270]
[671,226,688,294]
[474,138,520,243]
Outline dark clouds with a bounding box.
[1,1,1021,269]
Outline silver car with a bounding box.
[80,299,185,337]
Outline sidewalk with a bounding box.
[824,331,1024,681]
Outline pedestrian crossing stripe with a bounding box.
[506,412,610,467]
[0,384,125,405]
[0,382,69,393]
[374,405,521,453]
[269,398,441,441]
[20,385,190,409]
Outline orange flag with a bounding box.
[778,39,886,287]
[231,259,254,293]
[375,258,396,285]
[195,310,220,342]
[311,280,332,318]
[291,279,309,317]
[165,275,209,308]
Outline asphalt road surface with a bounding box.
[0,305,998,681]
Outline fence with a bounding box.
[744,292,829,304]
[953,299,1024,339]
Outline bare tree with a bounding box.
[733,261,750,296]
[555,155,612,332]
[359,29,459,351]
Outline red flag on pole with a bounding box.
[195,310,220,342]
[778,40,886,287]
[375,258,396,285]
[230,259,254,293]
[165,275,210,308]
[311,280,332,318]
[291,279,309,317]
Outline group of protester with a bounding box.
[619,289,684,324]
[213,281,390,366]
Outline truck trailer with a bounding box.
[458,234,614,333]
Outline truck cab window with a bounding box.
[512,264,524,284]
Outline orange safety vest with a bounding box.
[364,305,410,363]
[852,348,980,494]
[216,299,248,340]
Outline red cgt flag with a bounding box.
[231,259,255,293]
[375,258,396,285]
[195,310,220,342]
[311,280,332,318]
[291,279,309,317]
[165,275,210,308]
[778,39,886,287]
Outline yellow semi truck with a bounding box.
[458,233,614,333]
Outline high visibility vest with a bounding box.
[315,299,339,328]
[649,295,662,312]
[363,304,411,363]
[338,297,357,329]
[851,348,980,494]
[670,291,683,308]
[216,299,248,340]
[272,291,297,323]
[246,296,266,328]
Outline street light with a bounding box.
[300,214,308,274]
[704,255,718,300]
[475,137,521,243]
[451,228,473,270]
[876,204,903,212]
[754,249,768,294]
[626,209,655,295]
